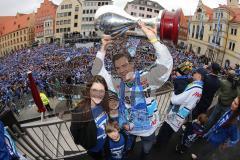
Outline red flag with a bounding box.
[27,71,46,113]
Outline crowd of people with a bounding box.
[0,22,240,160]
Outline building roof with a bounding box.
[0,13,35,36]
[203,4,213,17]
[195,1,213,22]
[217,4,240,23]
[229,7,240,23]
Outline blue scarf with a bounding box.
[118,71,151,131]
[205,109,234,138]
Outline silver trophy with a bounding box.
[95,5,187,45]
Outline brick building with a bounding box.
[35,0,58,44]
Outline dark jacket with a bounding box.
[193,74,220,118]
[70,103,97,150]
[173,75,191,95]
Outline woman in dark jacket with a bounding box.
[192,96,240,160]
[70,75,109,160]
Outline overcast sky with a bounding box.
[0,0,227,16]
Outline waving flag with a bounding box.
[215,11,221,46]
[199,12,204,39]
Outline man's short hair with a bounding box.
[112,53,132,68]
[210,63,221,75]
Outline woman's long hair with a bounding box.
[72,75,109,122]
[222,96,240,128]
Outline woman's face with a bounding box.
[90,82,105,105]
[231,97,239,111]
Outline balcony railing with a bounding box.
[7,82,173,160]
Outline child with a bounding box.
[104,120,126,160]
[108,92,134,154]
[176,113,208,154]
[108,92,119,122]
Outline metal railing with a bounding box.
[10,82,173,160]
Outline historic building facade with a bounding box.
[35,0,58,44]
[81,0,113,37]
[55,0,83,43]
[124,0,164,18]
[0,13,35,57]
[188,0,240,66]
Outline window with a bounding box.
[90,10,92,14]
[86,10,89,14]
[208,36,210,42]
[196,25,199,39]
[98,2,101,6]
[139,13,144,17]
[65,4,68,9]
[200,26,204,40]
[192,25,195,38]
[139,7,145,10]
[74,23,78,27]
[232,43,235,51]
[234,29,237,35]
[64,12,68,16]
[154,10,159,13]
[69,4,72,8]
[210,26,212,31]
[83,10,85,14]
[147,15,152,18]
[75,6,79,12]
[147,8,152,12]
[229,42,232,49]
[228,41,236,51]
[67,28,70,32]
[94,10,96,13]
[56,21,60,25]
[68,12,71,16]
[56,29,59,33]
[75,15,78,19]
[61,5,64,9]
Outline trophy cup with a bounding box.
[95,5,187,45]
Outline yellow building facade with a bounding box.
[55,0,83,43]
[0,13,35,57]
[188,0,240,67]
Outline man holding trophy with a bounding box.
[91,5,183,159]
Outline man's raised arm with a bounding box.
[91,36,116,92]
